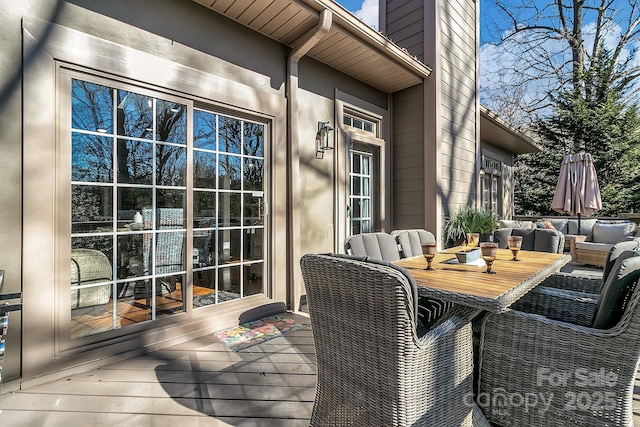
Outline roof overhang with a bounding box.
[192,0,431,93]
[480,105,541,154]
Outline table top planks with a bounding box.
[394,248,572,312]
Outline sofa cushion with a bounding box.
[533,229,563,253]
[499,219,534,229]
[592,222,636,244]
[542,218,569,234]
[592,254,640,329]
[567,219,598,240]
[513,228,536,251]
[492,228,514,249]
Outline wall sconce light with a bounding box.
[315,121,334,159]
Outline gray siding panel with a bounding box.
[440,0,477,212]
[385,0,425,60]
[393,84,425,230]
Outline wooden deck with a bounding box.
[1,264,640,426]
[0,312,316,426]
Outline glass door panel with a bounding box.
[191,109,265,310]
[349,151,374,236]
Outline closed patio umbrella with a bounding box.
[551,152,602,232]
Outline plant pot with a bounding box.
[455,248,481,263]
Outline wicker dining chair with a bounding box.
[300,253,480,427]
[344,231,451,328]
[477,253,640,426]
[390,229,436,258]
[344,232,402,261]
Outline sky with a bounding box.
[334,0,379,30]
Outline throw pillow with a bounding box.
[543,218,569,234]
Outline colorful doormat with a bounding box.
[213,315,306,351]
[192,290,241,307]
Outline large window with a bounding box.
[68,74,266,339]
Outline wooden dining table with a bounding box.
[394,247,572,313]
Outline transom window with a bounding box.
[343,113,376,134]
[68,74,266,339]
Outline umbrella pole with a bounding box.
[578,213,581,234]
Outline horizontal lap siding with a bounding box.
[393,84,425,229]
[440,0,477,210]
[386,0,425,61]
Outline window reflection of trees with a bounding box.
[72,80,113,133]
[218,116,241,154]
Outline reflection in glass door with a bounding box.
[349,150,373,235]
[70,79,188,339]
[192,110,265,309]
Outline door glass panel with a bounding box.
[245,228,263,261]
[244,262,263,296]
[218,117,242,154]
[71,185,113,234]
[193,110,217,150]
[155,101,186,144]
[244,193,264,226]
[244,158,263,191]
[116,90,153,140]
[349,149,374,237]
[117,140,153,185]
[219,193,242,227]
[72,133,113,182]
[156,144,186,187]
[243,123,264,157]
[219,155,242,190]
[194,191,215,228]
[193,151,217,189]
[218,266,241,300]
[72,81,113,133]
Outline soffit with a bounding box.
[192,0,431,93]
[480,106,541,154]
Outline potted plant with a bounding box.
[443,206,499,262]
